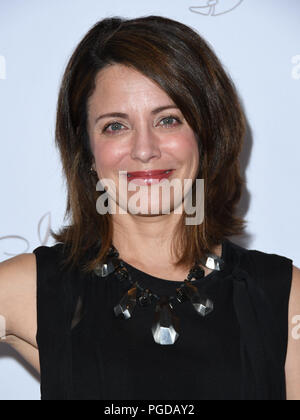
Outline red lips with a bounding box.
[127,169,174,178]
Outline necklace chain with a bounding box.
[111,250,208,304]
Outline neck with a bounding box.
[112,212,182,267]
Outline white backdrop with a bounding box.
[0,0,299,400]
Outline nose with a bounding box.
[130,125,161,163]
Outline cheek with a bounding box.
[169,132,199,163]
[93,141,124,174]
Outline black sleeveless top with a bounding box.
[33,238,293,400]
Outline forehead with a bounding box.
[88,64,172,111]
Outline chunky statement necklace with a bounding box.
[94,245,225,346]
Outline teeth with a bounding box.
[127,170,172,178]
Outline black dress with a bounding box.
[33,238,293,400]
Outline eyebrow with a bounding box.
[94,105,179,125]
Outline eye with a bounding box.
[158,116,182,128]
[102,121,125,134]
[102,115,182,135]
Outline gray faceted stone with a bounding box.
[152,297,180,345]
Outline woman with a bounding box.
[0,15,299,401]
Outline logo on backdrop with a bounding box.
[0,55,6,80]
[0,212,52,257]
[292,55,300,80]
[189,0,244,16]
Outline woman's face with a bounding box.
[87,64,199,216]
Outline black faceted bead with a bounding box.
[108,245,119,258]
[176,285,189,304]
[115,266,129,282]
[114,283,137,320]
[183,280,199,298]
[183,280,214,317]
[187,265,205,281]
[138,289,153,307]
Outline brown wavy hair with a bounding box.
[51,15,247,273]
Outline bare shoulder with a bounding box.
[0,253,38,348]
[285,265,300,400]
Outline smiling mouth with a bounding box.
[126,170,174,179]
